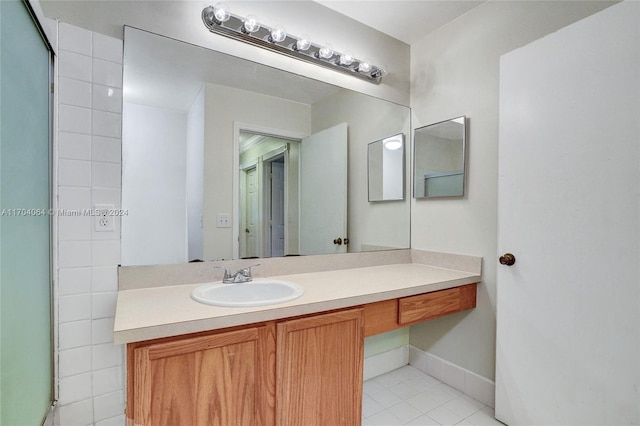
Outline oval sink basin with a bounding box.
[191,279,304,307]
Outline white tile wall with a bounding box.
[57,398,94,426]
[55,22,125,426]
[59,132,91,160]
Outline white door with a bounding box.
[241,167,259,258]
[299,123,348,255]
[270,160,285,257]
[496,3,639,425]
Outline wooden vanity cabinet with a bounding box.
[126,285,476,425]
[276,308,364,425]
[127,324,276,426]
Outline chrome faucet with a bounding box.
[215,264,260,283]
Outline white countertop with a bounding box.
[113,263,480,344]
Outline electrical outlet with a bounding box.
[94,204,114,232]
[216,213,231,228]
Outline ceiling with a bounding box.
[40,0,484,46]
[315,1,483,45]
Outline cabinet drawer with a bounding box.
[398,283,476,326]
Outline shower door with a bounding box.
[0,0,53,424]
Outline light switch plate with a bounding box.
[216,213,231,228]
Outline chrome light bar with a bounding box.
[202,5,384,84]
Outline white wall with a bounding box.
[121,103,187,265]
[409,1,616,379]
[186,87,205,261]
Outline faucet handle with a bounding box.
[214,266,232,282]
[239,263,260,279]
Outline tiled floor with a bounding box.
[362,366,503,426]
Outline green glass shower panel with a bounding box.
[0,1,52,425]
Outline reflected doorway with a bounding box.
[238,131,300,258]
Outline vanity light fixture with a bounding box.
[202,4,385,84]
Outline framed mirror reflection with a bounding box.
[368,134,405,202]
[413,116,466,199]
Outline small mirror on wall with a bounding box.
[413,116,466,199]
[368,134,405,202]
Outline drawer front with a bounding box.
[363,299,398,337]
[398,283,476,326]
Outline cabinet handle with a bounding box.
[333,238,342,245]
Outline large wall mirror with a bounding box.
[121,27,411,266]
[413,116,466,199]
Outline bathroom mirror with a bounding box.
[368,134,405,202]
[413,116,466,199]
[121,27,411,265]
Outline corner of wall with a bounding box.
[54,21,126,426]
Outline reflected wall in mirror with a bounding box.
[121,27,411,266]
[368,134,405,202]
[413,116,466,199]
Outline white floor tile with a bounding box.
[366,409,404,426]
[388,380,421,400]
[369,388,403,409]
[426,405,464,426]
[406,390,449,414]
[364,379,386,396]
[386,400,423,423]
[464,406,505,426]
[373,371,404,388]
[405,413,442,426]
[441,395,484,418]
[362,394,385,418]
[363,366,500,426]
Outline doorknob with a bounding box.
[333,238,342,245]
[499,253,516,266]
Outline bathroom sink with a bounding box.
[191,279,304,307]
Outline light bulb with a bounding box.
[318,43,334,59]
[269,25,287,43]
[339,51,354,66]
[357,59,372,73]
[212,3,231,23]
[295,34,311,51]
[243,15,260,33]
[371,66,387,78]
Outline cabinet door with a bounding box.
[130,324,275,426]
[276,308,364,425]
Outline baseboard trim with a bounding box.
[363,345,409,381]
[409,345,495,408]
